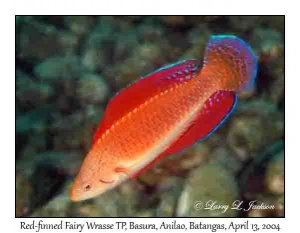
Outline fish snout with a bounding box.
[69,178,84,202]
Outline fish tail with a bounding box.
[201,35,258,92]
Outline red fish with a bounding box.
[70,35,257,201]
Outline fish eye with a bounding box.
[84,185,91,191]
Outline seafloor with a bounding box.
[16,16,284,217]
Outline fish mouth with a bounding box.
[99,179,114,184]
[69,178,116,202]
[69,185,101,202]
[69,178,92,202]
[69,185,82,202]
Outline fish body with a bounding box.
[70,35,257,201]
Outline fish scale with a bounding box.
[70,35,258,201]
[99,81,203,161]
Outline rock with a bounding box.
[178,143,210,171]
[274,194,284,217]
[17,162,68,217]
[51,111,85,131]
[178,16,221,26]
[70,181,141,217]
[30,181,72,217]
[81,23,117,72]
[159,16,218,27]
[113,32,139,63]
[16,110,48,134]
[76,73,110,105]
[82,49,109,72]
[117,16,143,23]
[269,74,285,106]
[25,132,47,152]
[228,16,261,31]
[34,56,82,81]
[17,18,79,61]
[64,16,96,36]
[213,147,243,174]
[136,210,156,217]
[227,100,284,160]
[16,70,54,108]
[160,16,186,26]
[183,25,210,59]
[52,128,89,151]
[251,28,283,59]
[238,140,284,198]
[82,17,140,68]
[29,163,67,213]
[263,16,284,32]
[16,171,33,217]
[50,107,104,151]
[137,24,164,43]
[265,151,284,195]
[156,177,185,217]
[176,161,239,217]
[250,28,283,105]
[17,151,83,178]
[115,42,166,89]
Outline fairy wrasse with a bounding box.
[70,35,257,201]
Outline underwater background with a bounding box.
[16,16,284,217]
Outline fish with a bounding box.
[70,35,258,202]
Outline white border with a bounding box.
[1,0,295,232]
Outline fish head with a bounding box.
[70,148,123,202]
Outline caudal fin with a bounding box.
[201,35,258,92]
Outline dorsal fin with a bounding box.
[92,59,200,144]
